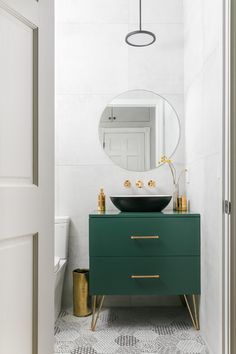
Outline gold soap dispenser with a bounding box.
[98,188,106,212]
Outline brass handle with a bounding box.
[130,236,160,239]
[130,275,160,279]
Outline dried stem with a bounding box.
[159,156,187,187]
[168,162,177,185]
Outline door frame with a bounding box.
[223,0,236,353]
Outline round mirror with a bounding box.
[99,90,180,172]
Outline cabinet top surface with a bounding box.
[90,210,200,218]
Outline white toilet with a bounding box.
[54,216,70,321]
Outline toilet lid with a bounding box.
[54,256,60,273]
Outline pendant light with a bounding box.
[125,0,156,47]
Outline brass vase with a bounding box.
[73,269,92,317]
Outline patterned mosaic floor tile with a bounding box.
[54,340,77,353]
[71,347,97,354]
[133,330,158,341]
[54,307,209,354]
[176,339,206,353]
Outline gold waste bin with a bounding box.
[73,269,91,317]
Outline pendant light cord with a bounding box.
[139,0,142,31]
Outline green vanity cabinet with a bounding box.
[89,211,201,330]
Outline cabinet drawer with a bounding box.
[89,217,200,256]
[90,256,200,295]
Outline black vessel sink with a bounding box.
[110,195,172,212]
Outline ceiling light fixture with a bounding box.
[125,0,156,47]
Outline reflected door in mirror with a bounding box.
[103,128,150,171]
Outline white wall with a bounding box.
[55,0,184,308]
[183,1,223,353]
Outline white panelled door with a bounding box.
[103,128,150,171]
[0,1,54,354]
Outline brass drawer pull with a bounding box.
[130,236,160,239]
[130,275,160,279]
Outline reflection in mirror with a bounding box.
[99,90,180,172]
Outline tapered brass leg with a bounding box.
[91,295,97,330]
[183,294,200,330]
[91,295,105,331]
[192,294,199,330]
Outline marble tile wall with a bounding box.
[55,0,184,308]
[56,1,224,353]
[183,1,223,353]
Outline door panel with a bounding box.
[0,234,37,354]
[0,1,54,354]
[112,107,150,122]
[104,130,148,171]
[0,0,39,24]
[105,131,145,170]
[0,7,37,186]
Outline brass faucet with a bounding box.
[124,179,156,189]
[136,180,143,188]
[124,180,131,188]
[148,180,156,188]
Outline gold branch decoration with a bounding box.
[159,155,187,186]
